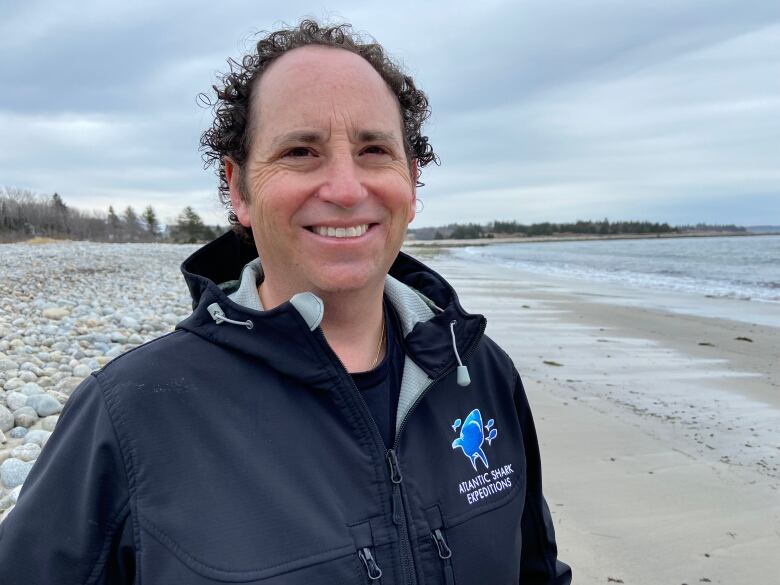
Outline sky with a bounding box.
[1,0,778,228]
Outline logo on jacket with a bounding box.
[451,408,498,471]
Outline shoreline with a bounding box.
[404,230,777,248]
[421,252,779,584]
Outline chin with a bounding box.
[308,264,386,295]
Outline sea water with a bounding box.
[454,235,780,304]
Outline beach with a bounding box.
[1,239,778,583]
[414,246,780,585]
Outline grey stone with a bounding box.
[0,428,5,444]
[105,346,123,359]
[26,394,62,417]
[20,382,44,397]
[0,494,13,512]
[0,405,13,432]
[18,371,37,383]
[56,377,83,395]
[41,415,59,431]
[72,363,91,378]
[3,378,23,391]
[0,358,19,372]
[11,443,41,462]
[5,391,27,412]
[120,316,141,331]
[13,406,38,428]
[0,458,34,489]
[46,390,69,405]
[42,307,69,320]
[8,426,28,439]
[23,430,51,447]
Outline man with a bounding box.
[0,20,571,584]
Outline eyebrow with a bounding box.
[269,129,401,150]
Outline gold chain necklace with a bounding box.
[370,314,386,370]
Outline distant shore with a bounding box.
[404,230,776,248]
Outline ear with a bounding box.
[407,159,419,224]
[225,157,252,228]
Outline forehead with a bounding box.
[251,46,402,143]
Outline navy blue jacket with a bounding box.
[0,231,571,584]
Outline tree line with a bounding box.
[410,219,747,240]
[0,187,222,244]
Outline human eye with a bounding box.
[361,145,391,156]
[282,146,317,158]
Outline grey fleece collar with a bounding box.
[225,258,441,435]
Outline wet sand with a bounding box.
[415,248,780,585]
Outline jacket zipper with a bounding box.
[314,318,486,585]
[431,529,455,585]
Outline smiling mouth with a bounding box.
[306,224,372,238]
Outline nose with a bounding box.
[316,154,368,208]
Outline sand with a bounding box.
[415,248,780,585]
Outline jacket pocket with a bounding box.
[422,504,456,585]
[349,519,384,584]
[420,484,524,585]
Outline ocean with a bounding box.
[453,235,780,304]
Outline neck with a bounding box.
[258,278,386,373]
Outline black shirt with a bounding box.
[350,299,404,448]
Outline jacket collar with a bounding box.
[178,230,485,381]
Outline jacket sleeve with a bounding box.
[0,374,135,584]
[513,369,572,585]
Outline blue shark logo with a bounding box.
[451,408,498,470]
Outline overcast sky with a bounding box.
[1,0,778,227]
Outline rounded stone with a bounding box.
[0,458,34,489]
[5,391,27,412]
[8,426,28,439]
[41,415,59,432]
[11,443,41,462]
[13,406,38,428]
[3,378,24,392]
[18,371,37,383]
[19,382,44,397]
[0,405,13,432]
[26,394,62,417]
[0,358,19,372]
[23,430,52,448]
[72,364,91,378]
[42,307,70,320]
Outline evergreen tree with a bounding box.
[142,205,159,239]
[171,206,215,243]
[123,206,142,241]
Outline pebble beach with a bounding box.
[0,241,198,520]
[1,239,778,585]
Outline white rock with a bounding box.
[18,371,37,383]
[11,443,41,462]
[26,394,62,417]
[42,307,70,320]
[41,415,59,431]
[0,458,34,489]
[5,391,27,411]
[3,378,23,391]
[13,406,38,428]
[72,363,91,378]
[23,430,52,448]
[0,405,13,432]
[0,358,19,372]
[19,382,44,397]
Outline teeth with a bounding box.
[312,224,369,238]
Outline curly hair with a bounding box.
[199,19,438,241]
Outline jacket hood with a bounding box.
[177,230,485,382]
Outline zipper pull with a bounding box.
[386,449,403,484]
[358,547,383,580]
[431,528,452,559]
